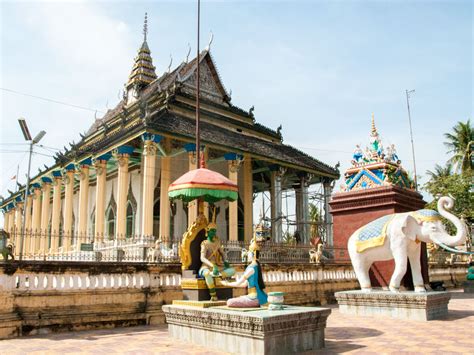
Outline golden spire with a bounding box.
[143,12,148,42]
[125,13,157,91]
[371,112,378,136]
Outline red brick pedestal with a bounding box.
[330,185,428,289]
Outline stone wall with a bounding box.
[0,261,467,339]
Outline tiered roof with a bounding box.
[125,13,157,91]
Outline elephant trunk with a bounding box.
[432,196,467,247]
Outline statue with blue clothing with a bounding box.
[199,219,235,301]
[222,235,268,308]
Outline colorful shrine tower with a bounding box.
[330,114,428,289]
[342,114,414,192]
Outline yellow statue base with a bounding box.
[172,300,227,308]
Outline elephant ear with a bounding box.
[400,214,419,241]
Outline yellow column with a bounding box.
[160,156,171,241]
[50,174,62,252]
[14,203,24,252]
[77,163,90,239]
[3,210,11,233]
[94,158,108,240]
[40,180,52,253]
[5,210,13,234]
[227,158,242,241]
[141,139,158,236]
[31,186,42,253]
[115,152,130,239]
[187,149,198,226]
[24,194,32,230]
[23,194,32,255]
[63,167,75,251]
[242,155,253,241]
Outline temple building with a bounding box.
[1,17,339,257]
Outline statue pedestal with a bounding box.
[335,290,451,321]
[181,276,234,301]
[162,305,331,354]
[330,185,427,288]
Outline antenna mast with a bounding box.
[405,89,418,191]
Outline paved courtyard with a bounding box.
[1,291,472,354]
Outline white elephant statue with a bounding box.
[348,196,467,293]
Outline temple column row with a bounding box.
[225,154,242,241]
[141,137,158,236]
[3,210,11,233]
[63,165,75,251]
[39,178,52,253]
[270,166,285,242]
[242,154,253,242]
[77,160,91,236]
[94,157,108,238]
[50,174,62,251]
[115,147,133,239]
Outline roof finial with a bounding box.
[143,12,148,42]
[371,112,377,136]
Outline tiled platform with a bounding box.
[0,291,472,354]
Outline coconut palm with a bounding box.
[444,119,473,173]
[426,162,454,181]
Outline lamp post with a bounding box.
[18,118,46,261]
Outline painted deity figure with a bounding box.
[390,144,399,162]
[352,144,363,163]
[199,221,235,301]
[222,238,268,308]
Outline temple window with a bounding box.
[106,207,116,240]
[126,201,135,238]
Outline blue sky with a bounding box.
[0,0,472,224]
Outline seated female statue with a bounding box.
[221,239,267,308]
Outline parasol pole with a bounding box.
[196,0,202,168]
[195,0,205,215]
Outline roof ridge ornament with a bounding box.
[205,31,214,51]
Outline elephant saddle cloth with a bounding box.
[410,209,441,223]
[354,215,394,252]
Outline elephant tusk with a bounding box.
[431,238,474,255]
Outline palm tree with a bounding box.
[444,119,473,173]
[426,162,454,181]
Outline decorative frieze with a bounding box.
[335,290,451,321]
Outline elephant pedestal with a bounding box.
[330,185,427,289]
[335,290,451,321]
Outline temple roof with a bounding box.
[77,107,338,178]
[1,34,340,209]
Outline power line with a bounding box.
[0,87,106,114]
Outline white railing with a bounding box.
[0,267,355,292]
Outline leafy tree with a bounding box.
[444,119,473,173]
[423,171,473,233]
[426,162,454,180]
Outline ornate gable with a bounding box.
[181,52,229,105]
